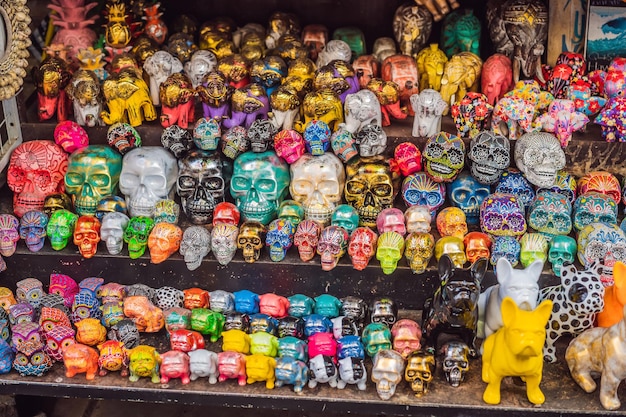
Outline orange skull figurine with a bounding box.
[147,222,183,264]
[463,232,492,264]
[73,216,101,258]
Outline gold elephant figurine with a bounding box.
[440,51,482,113]
[416,44,448,91]
[296,88,344,132]
[159,73,196,129]
[101,68,157,127]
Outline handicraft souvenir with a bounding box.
[177,150,225,225]
[211,224,239,266]
[578,223,626,287]
[402,173,445,218]
[405,232,435,274]
[348,227,378,271]
[527,191,573,239]
[422,132,465,183]
[448,172,490,225]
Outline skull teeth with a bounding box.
[428,162,453,175]
[475,165,497,175]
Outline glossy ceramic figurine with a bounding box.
[405,232,435,274]
[209,224,237,266]
[209,290,235,314]
[0,339,13,374]
[259,294,290,319]
[439,52,482,109]
[32,57,71,122]
[422,255,487,356]
[123,216,155,259]
[316,40,351,67]
[467,131,510,186]
[308,354,338,388]
[436,207,468,239]
[463,232,492,264]
[46,210,77,251]
[63,343,99,380]
[519,233,548,268]
[393,3,433,58]
[415,44,447,91]
[237,221,266,263]
[348,227,378,271]
[72,215,100,258]
[223,84,270,130]
[128,345,161,383]
[317,225,349,271]
[101,67,157,127]
[333,319,359,340]
[546,235,576,277]
[405,350,435,396]
[273,130,305,165]
[123,296,164,333]
[218,351,247,385]
[233,290,260,316]
[578,223,626,287]
[331,205,360,236]
[391,319,421,359]
[249,314,279,336]
[188,349,218,383]
[527,191,572,239]
[493,169,535,209]
[376,208,406,237]
[434,236,466,268]
[190,308,224,342]
[18,211,47,253]
[404,206,432,234]
[245,354,276,389]
[0,287,16,312]
[336,356,368,390]
[441,9,480,57]
[491,96,536,140]
[361,323,392,358]
[369,349,405,400]
[147,223,182,264]
[303,314,333,338]
[376,232,405,275]
[596,261,626,328]
[170,329,205,353]
[423,132,465,183]
[446,173,489,226]
[481,54,514,105]
[97,340,128,377]
[482,297,553,405]
[573,192,617,233]
[308,332,337,358]
[490,236,521,268]
[409,90,446,139]
[343,90,382,135]
[160,350,191,384]
[42,193,72,219]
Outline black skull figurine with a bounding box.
[247,119,277,152]
[161,125,194,158]
[369,297,398,327]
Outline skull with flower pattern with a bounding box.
[494,169,536,209]
[480,193,526,237]
[266,218,295,262]
[578,223,626,286]
[577,171,621,205]
[422,132,465,183]
[527,191,572,239]
[401,173,445,218]
[573,192,618,233]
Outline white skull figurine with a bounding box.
[343,90,382,134]
[371,349,405,400]
[514,132,566,188]
[119,147,179,218]
[100,212,130,255]
[143,50,184,106]
[356,124,387,157]
[184,50,218,88]
[179,226,212,271]
[404,205,432,234]
[316,40,352,67]
[410,90,448,138]
[211,224,239,266]
[290,153,346,224]
[468,131,511,185]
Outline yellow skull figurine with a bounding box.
[404,232,435,274]
[435,236,467,268]
[436,207,468,239]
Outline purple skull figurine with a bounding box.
[480,193,527,237]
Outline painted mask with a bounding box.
[277,200,305,228]
[7,140,68,217]
[193,117,221,151]
[221,126,250,161]
[548,235,577,277]
[290,153,345,225]
[404,206,432,234]
[448,172,490,225]
[177,150,226,225]
[274,129,305,164]
[47,210,78,251]
[480,193,527,237]
[514,132,566,188]
[402,173,445,218]
[48,274,78,308]
[390,142,422,177]
[123,216,155,259]
[345,156,400,228]
[348,227,378,271]
[490,236,521,268]
[573,192,618,233]
[64,145,122,216]
[537,170,577,205]
[303,120,331,156]
[161,125,193,158]
[234,290,260,315]
[331,205,360,235]
[19,210,48,252]
[527,191,572,239]
[391,319,421,359]
[213,202,241,227]
[377,232,405,274]
[463,232,492,264]
[405,232,435,274]
[101,212,130,255]
[422,132,465,183]
[434,236,467,268]
[468,131,510,185]
[405,350,435,396]
[519,232,548,268]
[211,224,239,266]
[73,215,101,258]
[436,207,468,239]
[231,151,290,225]
[266,218,295,262]
[330,129,359,163]
[237,221,266,263]
[248,119,278,153]
[317,225,349,271]
[42,193,72,219]
[495,169,536,209]
[578,223,626,286]
[0,214,19,256]
[293,219,321,262]
[376,208,406,236]
[106,123,142,155]
[179,226,211,271]
[147,222,183,264]
[577,171,622,206]
[361,323,392,358]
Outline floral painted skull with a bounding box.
[64,145,123,216]
[422,132,465,183]
[193,117,221,151]
[348,227,378,271]
[480,193,527,237]
[527,191,572,239]
[303,120,331,155]
[106,123,142,155]
[238,221,266,263]
[248,119,278,153]
[47,210,78,251]
[317,225,349,271]
[514,132,566,188]
[548,235,577,277]
[274,129,305,164]
[123,216,155,259]
[448,172,490,225]
[463,232,492,264]
[7,140,68,217]
[331,205,360,235]
[404,232,435,274]
[179,226,211,271]
[519,232,548,268]
[537,170,577,205]
[266,219,295,262]
[330,129,359,163]
[147,222,183,264]
[73,215,101,258]
[294,219,321,262]
[404,206,432,234]
[577,171,622,206]
[494,169,536,209]
[221,126,250,160]
[376,208,406,236]
[390,142,422,177]
[468,131,510,185]
[434,236,466,268]
[401,173,445,218]
[578,222,626,286]
[161,125,194,158]
[436,207,468,239]
[490,236,521,268]
[355,124,387,158]
[376,231,405,274]
[573,192,618,233]
[101,212,130,255]
[211,224,239,266]
[0,214,19,256]
[153,199,180,224]
[19,211,48,252]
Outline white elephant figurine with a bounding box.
[184,50,218,89]
[143,50,184,106]
[343,90,382,134]
[410,90,448,137]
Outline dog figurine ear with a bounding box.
[438,254,454,283]
[470,257,489,284]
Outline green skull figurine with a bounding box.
[519,233,548,268]
[230,151,290,225]
[277,200,305,228]
[331,204,360,235]
[548,235,577,277]
[123,216,155,259]
[362,323,392,358]
[376,231,405,275]
[47,209,79,250]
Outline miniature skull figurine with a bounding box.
[405,350,435,396]
[519,233,548,268]
[248,119,278,153]
[106,123,142,156]
[266,219,295,262]
[19,211,48,252]
[303,120,331,156]
[348,227,378,271]
[436,207,468,239]
[330,129,359,163]
[148,223,183,264]
[43,193,73,219]
[371,349,405,400]
[404,206,432,234]
[468,131,511,185]
[274,130,305,164]
[355,124,388,157]
[434,236,466,268]
[578,171,621,205]
[179,226,211,271]
[119,147,178,218]
[277,200,305,228]
[390,142,422,177]
[405,232,435,274]
[490,236,521,268]
[391,319,422,359]
[290,153,345,225]
[237,221,266,263]
[95,195,128,222]
[73,215,101,259]
[293,220,321,262]
[441,341,470,387]
[153,199,180,224]
[422,132,465,183]
[331,205,360,236]
[123,216,155,259]
[480,193,527,237]
[410,90,448,138]
[221,126,250,161]
[548,235,577,277]
[377,232,405,274]
[448,172,490,225]
[463,232,492,264]
[577,223,626,286]
[193,118,221,151]
[161,125,194,158]
[211,224,239,266]
[177,150,226,225]
[573,192,617,233]
[402,173,446,218]
[0,214,20,256]
[514,132,566,188]
[376,208,406,236]
[494,169,536,209]
[527,191,573,239]
[317,225,349,271]
[213,202,241,227]
[100,213,130,255]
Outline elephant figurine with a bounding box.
[481,54,513,105]
[67,69,104,127]
[196,71,233,122]
[595,96,626,143]
[440,52,483,111]
[568,82,606,117]
[440,10,481,58]
[159,73,196,129]
[313,60,360,104]
[366,78,407,127]
[533,99,588,147]
[343,90,382,134]
[451,92,494,138]
[296,89,344,132]
[410,89,448,137]
[393,3,433,59]
[143,50,184,106]
[101,68,157,127]
[31,57,72,122]
[490,95,535,140]
[223,83,270,129]
[504,80,553,116]
[382,55,420,115]
[269,85,301,131]
[416,44,448,91]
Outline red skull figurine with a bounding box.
[347,226,378,271]
[294,220,322,262]
[389,142,422,177]
[213,202,241,227]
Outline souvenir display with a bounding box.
[401,173,445,218]
[578,223,626,287]
[514,132,566,188]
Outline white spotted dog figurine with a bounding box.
[539,262,605,363]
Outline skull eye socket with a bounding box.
[586,241,607,259]
[346,180,365,194]
[612,245,626,260]
[447,149,463,165]
[88,174,111,188]
[65,172,85,187]
[425,143,443,158]
[231,176,250,191]
[178,175,197,189]
[372,184,392,197]
[202,177,224,190]
[144,175,166,189]
[255,179,276,193]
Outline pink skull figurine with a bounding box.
[0,214,19,257]
[481,54,513,105]
[7,140,69,218]
[274,130,305,164]
[534,99,588,147]
[376,208,407,236]
[317,225,349,271]
[391,319,422,359]
[54,121,90,153]
[348,226,378,271]
[389,142,422,177]
[294,220,322,262]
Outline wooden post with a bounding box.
[547,0,587,66]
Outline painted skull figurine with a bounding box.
[371,349,405,400]
[147,222,183,264]
[537,170,577,206]
[221,126,250,161]
[43,193,73,219]
[317,225,350,271]
[100,213,130,255]
[193,118,221,151]
[405,350,435,396]
[490,236,521,268]
[402,173,446,218]
[330,129,359,163]
[422,132,465,183]
[377,232,405,274]
[0,214,20,256]
[293,220,321,262]
[376,208,406,236]
[355,124,388,158]
[331,205,360,236]
[494,169,536,209]
[514,132,566,188]
[277,200,305,228]
[436,207,468,239]
[153,199,180,224]
[179,226,211,271]
[238,221,266,263]
[274,130,305,164]
[106,123,142,156]
[441,341,470,387]
[404,206,432,234]
[73,216,101,258]
[519,233,548,268]
[347,227,378,271]
[248,119,278,153]
[527,191,573,239]
[231,151,290,225]
[177,150,226,225]
[64,145,123,216]
[123,216,155,259]
[95,196,128,222]
[303,120,331,156]
[405,232,435,274]
[577,171,622,206]
[434,236,467,268]
[467,131,510,185]
[391,319,422,359]
[548,235,577,277]
[7,140,68,218]
[463,232,492,264]
[448,172,490,225]
[578,223,626,286]
[47,210,78,251]
[211,224,239,266]
[19,211,48,252]
[161,125,193,158]
[480,193,527,237]
[362,323,393,357]
[266,219,295,262]
[389,143,422,179]
[573,192,618,234]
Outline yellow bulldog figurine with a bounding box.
[245,354,276,389]
[221,329,251,354]
[482,297,553,405]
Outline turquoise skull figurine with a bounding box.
[527,191,572,240]
[548,235,577,277]
[573,192,618,233]
[331,205,360,235]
